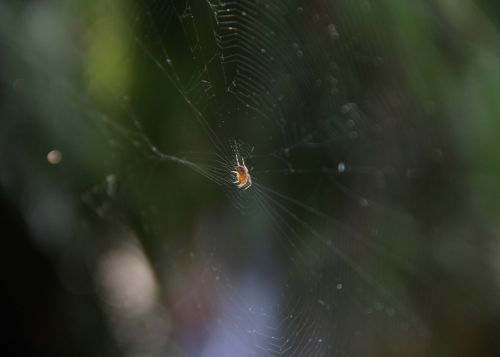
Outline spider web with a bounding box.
[0,0,441,356]
[78,0,433,355]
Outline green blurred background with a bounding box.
[1,0,500,356]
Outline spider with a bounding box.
[232,153,252,190]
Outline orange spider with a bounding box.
[232,153,252,190]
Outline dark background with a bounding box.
[2,0,500,356]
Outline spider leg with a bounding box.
[242,178,251,190]
[232,170,239,184]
